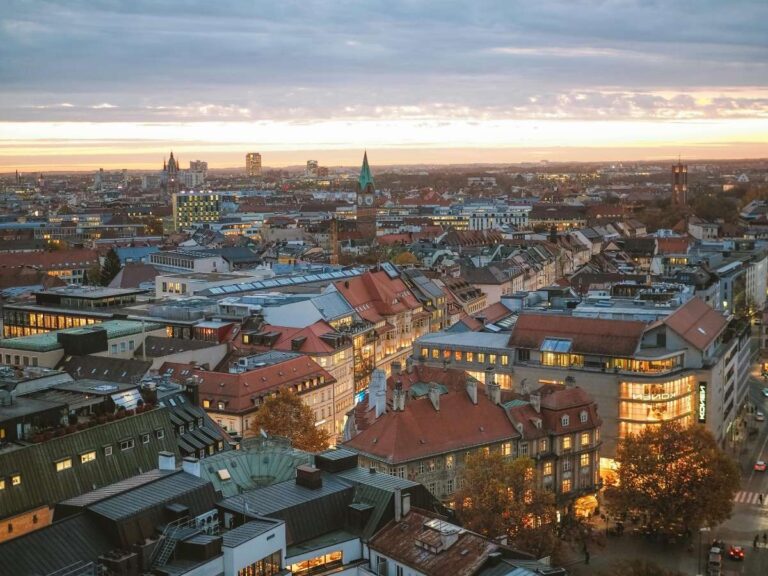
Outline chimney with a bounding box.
[393,380,406,411]
[391,361,401,378]
[475,315,486,326]
[487,381,501,406]
[530,392,541,413]
[296,464,323,489]
[466,378,478,405]
[374,387,387,419]
[402,492,411,517]
[484,366,495,389]
[428,384,440,411]
[182,456,200,478]
[158,451,176,471]
[394,487,402,522]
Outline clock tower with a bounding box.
[356,151,377,239]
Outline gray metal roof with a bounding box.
[222,519,283,547]
[58,468,177,510]
[336,467,418,491]
[89,471,211,520]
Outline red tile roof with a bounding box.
[508,313,646,356]
[507,386,601,439]
[235,321,341,355]
[334,271,421,323]
[344,368,517,464]
[160,356,335,413]
[0,249,99,271]
[656,237,691,255]
[662,297,728,351]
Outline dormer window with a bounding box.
[561,415,570,427]
[580,411,588,423]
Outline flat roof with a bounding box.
[0,319,165,352]
[417,331,511,350]
[35,286,146,299]
[53,379,138,396]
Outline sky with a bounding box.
[1,0,767,171]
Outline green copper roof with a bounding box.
[358,151,374,191]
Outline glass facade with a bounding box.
[290,550,342,575]
[237,551,282,576]
[618,375,695,438]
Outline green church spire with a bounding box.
[358,151,374,192]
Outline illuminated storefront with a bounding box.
[237,551,282,576]
[618,376,694,438]
[289,551,342,575]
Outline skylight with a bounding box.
[541,338,572,353]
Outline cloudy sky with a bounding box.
[1,0,767,170]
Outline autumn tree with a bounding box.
[392,251,418,266]
[604,421,739,536]
[456,451,558,557]
[100,248,122,286]
[249,392,331,452]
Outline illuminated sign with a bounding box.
[631,393,674,402]
[698,382,707,423]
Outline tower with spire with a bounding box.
[355,151,377,239]
[672,158,687,207]
[163,151,180,195]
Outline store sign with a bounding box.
[698,382,707,423]
[631,392,673,402]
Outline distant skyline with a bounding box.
[1,0,767,171]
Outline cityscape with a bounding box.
[1,1,768,576]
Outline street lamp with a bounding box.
[698,526,711,576]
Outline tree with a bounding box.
[392,251,418,266]
[456,451,558,557]
[598,559,685,576]
[604,421,739,536]
[100,248,121,286]
[249,392,331,452]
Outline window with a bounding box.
[562,459,572,472]
[538,438,548,453]
[561,415,570,427]
[432,348,439,359]
[0,479,5,490]
[519,442,529,456]
[55,458,72,472]
[518,349,530,362]
[217,401,226,410]
[543,462,553,476]
[419,461,425,474]
[110,344,117,354]
[562,478,572,493]
[501,354,509,366]
[446,479,454,494]
[80,451,96,464]
[104,445,113,456]
[202,399,210,408]
[397,566,404,576]
[120,439,135,451]
[445,454,454,470]
[466,351,474,363]
[580,410,588,423]
[141,433,150,444]
[477,353,485,363]
[580,432,590,447]
[120,341,127,352]
[156,429,165,439]
[501,442,512,456]
[580,453,590,468]
[562,436,572,451]
[489,354,496,364]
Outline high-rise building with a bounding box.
[172,190,221,231]
[189,160,208,174]
[672,160,687,207]
[306,159,318,177]
[356,151,376,239]
[246,152,262,177]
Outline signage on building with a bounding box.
[631,392,674,402]
[698,382,707,423]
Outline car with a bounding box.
[728,545,745,560]
[762,387,768,398]
[757,412,766,422]
[755,460,767,472]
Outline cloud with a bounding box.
[0,0,765,126]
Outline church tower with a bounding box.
[356,151,376,239]
[672,160,687,207]
[165,151,180,195]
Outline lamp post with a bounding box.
[698,526,710,575]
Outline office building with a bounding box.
[245,152,262,177]
[171,190,221,231]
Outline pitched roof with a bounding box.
[0,248,99,270]
[161,356,335,413]
[656,237,691,255]
[344,373,517,464]
[662,297,728,350]
[108,262,159,288]
[242,321,340,354]
[61,355,152,384]
[508,313,645,356]
[358,151,374,191]
[335,271,421,322]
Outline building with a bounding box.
[162,351,338,437]
[356,151,377,239]
[149,250,229,273]
[306,159,318,177]
[0,319,166,369]
[672,161,688,207]
[163,151,181,195]
[417,297,751,466]
[246,152,262,177]
[0,248,100,285]
[171,190,221,231]
[344,364,602,515]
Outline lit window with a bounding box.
[477,353,485,363]
[217,401,226,410]
[539,438,547,452]
[489,354,496,364]
[501,354,509,366]
[445,455,454,469]
[580,453,590,468]
[581,432,590,447]
[466,352,474,363]
[10,474,19,486]
[543,462,553,476]
[562,436,572,450]
[202,399,211,408]
[562,478,572,493]
[80,451,96,464]
[0,479,5,490]
[55,458,72,472]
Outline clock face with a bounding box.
[365,195,373,206]
[358,196,364,205]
